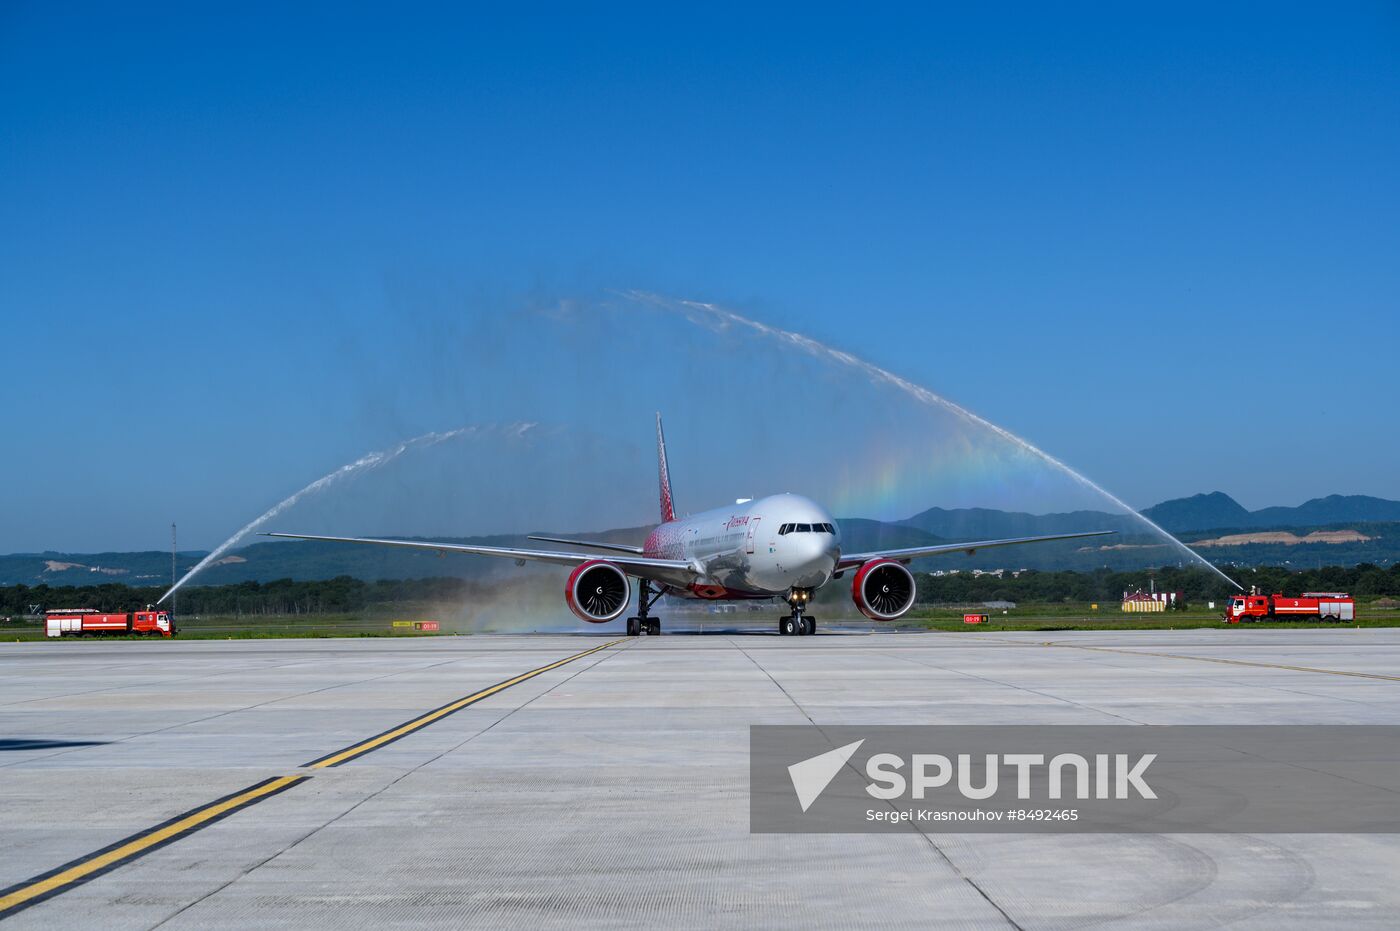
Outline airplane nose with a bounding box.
[786,533,838,586]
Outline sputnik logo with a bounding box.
[787,739,864,812]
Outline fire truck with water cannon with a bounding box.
[1223,589,1354,623]
[45,607,176,638]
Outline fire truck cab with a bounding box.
[1225,594,1272,621]
[132,609,175,635]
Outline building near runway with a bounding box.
[1121,588,1182,612]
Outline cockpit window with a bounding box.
[780,522,838,534]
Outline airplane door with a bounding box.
[745,518,760,554]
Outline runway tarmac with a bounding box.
[3,628,1400,928]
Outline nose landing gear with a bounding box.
[626,580,663,636]
[779,588,817,636]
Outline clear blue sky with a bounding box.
[3,2,1397,553]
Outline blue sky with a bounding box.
[3,3,1397,552]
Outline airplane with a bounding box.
[265,414,1114,636]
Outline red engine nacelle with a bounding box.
[851,559,917,621]
[565,560,632,623]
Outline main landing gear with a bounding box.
[626,580,663,636]
[779,588,817,636]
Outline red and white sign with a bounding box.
[414,621,440,632]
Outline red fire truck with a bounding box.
[45,608,176,638]
[1223,592,1354,623]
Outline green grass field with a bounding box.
[3,600,1398,641]
[901,601,1400,632]
[0,612,454,642]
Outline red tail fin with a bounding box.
[656,412,675,523]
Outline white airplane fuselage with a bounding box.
[641,493,841,599]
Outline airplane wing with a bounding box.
[836,530,1116,571]
[261,532,693,580]
[526,534,646,555]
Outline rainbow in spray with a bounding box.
[621,290,1241,590]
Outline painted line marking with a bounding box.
[0,638,627,919]
[0,775,307,919]
[304,637,629,768]
[1045,642,1400,682]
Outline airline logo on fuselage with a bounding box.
[725,516,750,529]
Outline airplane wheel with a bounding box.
[781,617,796,636]
[804,617,816,636]
[647,620,660,636]
[627,617,639,636]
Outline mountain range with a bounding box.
[903,493,1400,538]
[3,491,1396,587]
[1141,493,1400,533]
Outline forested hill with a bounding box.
[1141,492,1400,533]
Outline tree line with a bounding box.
[0,577,481,618]
[4,563,1400,619]
[914,563,1400,606]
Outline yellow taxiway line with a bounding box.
[0,775,307,917]
[0,637,626,919]
[305,637,627,768]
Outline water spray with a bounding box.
[158,424,536,604]
[621,290,1241,591]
